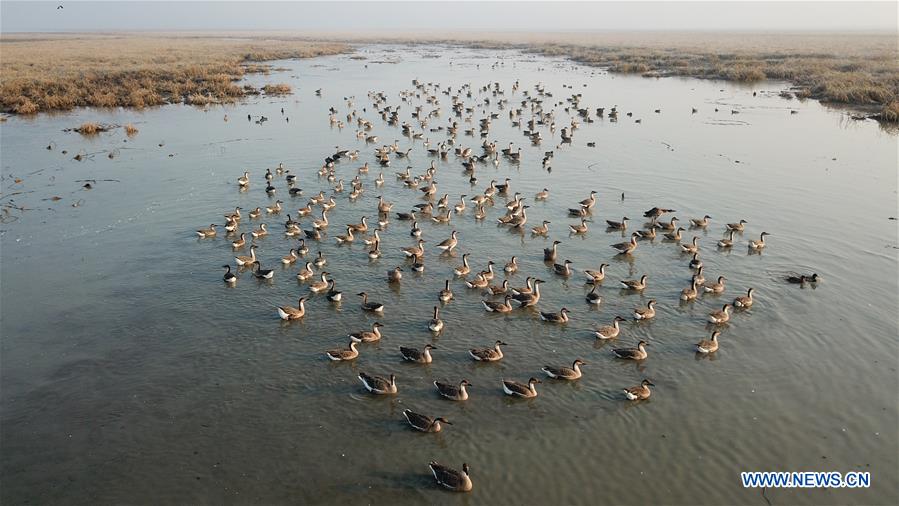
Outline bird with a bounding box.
[326,279,342,302]
[553,259,574,276]
[786,273,820,284]
[544,240,562,261]
[690,215,712,227]
[606,217,629,230]
[542,359,586,380]
[681,276,700,301]
[703,276,727,294]
[610,233,639,254]
[427,306,444,332]
[387,266,403,283]
[680,236,700,254]
[633,299,657,320]
[482,295,514,313]
[749,231,771,250]
[358,372,397,394]
[469,340,506,361]
[222,265,237,284]
[357,292,384,313]
[428,462,472,492]
[726,219,748,232]
[325,341,359,361]
[718,230,737,248]
[695,331,721,353]
[438,279,454,302]
[540,307,570,323]
[583,263,608,283]
[612,340,650,360]
[400,344,437,364]
[434,379,471,401]
[620,275,648,291]
[349,322,384,343]
[196,224,217,238]
[277,296,307,320]
[708,304,733,324]
[502,377,541,398]
[234,244,258,266]
[251,261,274,279]
[594,316,626,339]
[403,409,451,433]
[436,230,459,252]
[624,379,655,400]
[585,285,602,305]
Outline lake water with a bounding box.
[1,45,897,505]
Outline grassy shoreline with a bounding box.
[1,31,896,122]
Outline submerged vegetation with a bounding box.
[0,34,348,114]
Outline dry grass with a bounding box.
[0,34,348,114]
[75,122,107,135]
[263,83,292,95]
[124,123,139,136]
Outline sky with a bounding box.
[1,1,896,33]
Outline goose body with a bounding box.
[196,224,217,238]
[612,340,650,360]
[680,236,700,254]
[434,379,471,401]
[703,276,727,294]
[680,276,700,301]
[540,308,570,323]
[403,410,451,433]
[544,240,561,261]
[277,297,307,320]
[482,295,514,313]
[624,379,654,400]
[251,223,268,238]
[585,285,602,305]
[400,344,436,363]
[436,231,458,252]
[718,230,736,248]
[252,261,274,279]
[749,232,771,250]
[633,299,657,320]
[349,322,384,343]
[358,372,397,394]
[542,359,586,380]
[427,306,444,332]
[326,341,359,361]
[611,233,639,254]
[553,260,573,276]
[584,263,608,283]
[222,264,237,284]
[695,331,721,353]
[690,215,712,228]
[357,292,385,313]
[469,340,506,362]
[428,462,472,492]
[502,377,540,398]
[594,316,626,339]
[707,304,732,324]
[734,287,755,308]
[620,275,648,291]
[309,272,330,293]
[606,217,629,230]
[726,219,748,232]
[438,279,454,302]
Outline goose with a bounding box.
[248,207,263,219]
[375,172,385,186]
[288,187,303,196]
[734,287,755,308]
[281,249,299,265]
[357,292,384,313]
[535,188,549,200]
[680,236,700,254]
[434,379,472,400]
[568,205,589,217]
[438,279,454,302]
[453,195,467,213]
[283,215,299,228]
[473,204,487,220]
[265,182,276,195]
[690,215,712,228]
[657,216,680,231]
[786,273,820,284]
[643,207,675,220]
[513,279,544,307]
[542,359,586,380]
[583,263,608,283]
[579,190,598,209]
[357,372,397,395]
[612,340,650,360]
[749,232,771,250]
[326,279,342,302]
[237,171,250,187]
[531,220,551,235]
[726,219,748,232]
[312,210,329,230]
[222,264,237,284]
[224,219,239,233]
[367,239,382,259]
[295,239,309,255]
[717,230,736,248]
[265,200,283,214]
[478,261,495,281]
[552,259,574,277]
[453,254,471,276]
[436,231,459,252]
[252,261,274,279]
[695,331,721,353]
[636,226,657,239]
[611,233,639,254]
[465,273,489,289]
[494,177,512,194]
[633,299,657,320]
[231,233,247,249]
[704,276,727,293]
[296,203,313,217]
[569,219,589,234]
[296,262,314,281]
[348,216,369,233]
[585,285,602,305]
[540,307,571,323]
[544,240,562,261]
[503,257,518,274]
[482,294,514,313]
[196,224,217,238]
[395,210,416,222]
[364,230,381,246]
[707,304,732,324]
[469,340,506,361]
[680,276,700,301]
[400,344,437,363]
[276,296,307,320]
[428,462,472,492]
[427,306,444,332]
[624,379,655,400]
[251,223,268,238]
[325,341,359,361]
[620,275,648,291]
[436,193,450,209]
[663,226,685,241]
[265,168,273,181]
[309,272,330,293]
[502,377,540,398]
[694,265,706,285]
[387,266,403,283]
[349,322,384,343]
[689,253,702,269]
[594,316,626,339]
[606,217,629,230]
[402,239,426,258]
[313,251,327,267]
[403,410,451,433]
[377,196,394,213]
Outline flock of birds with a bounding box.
[195,77,820,492]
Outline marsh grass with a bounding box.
[124,123,139,137]
[75,122,109,135]
[263,83,292,95]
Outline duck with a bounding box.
[325,341,359,361]
[453,195,467,213]
[196,224,217,238]
[663,226,685,241]
[400,344,437,364]
[707,304,732,324]
[387,266,403,283]
[357,292,384,313]
[436,231,459,252]
[594,316,626,339]
[428,306,444,332]
[434,379,472,401]
[403,409,451,433]
[469,340,506,362]
[585,285,602,305]
[276,296,307,320]
[704,276,727,294]
[680,236,700,254]
[553,259,573,276]
[612,340,650,360]
[312,210,329,230]
[295,239,309,255]
[611,233,639,254]
[281,249,299,265]
[694,266,706,285]
[542,359,586,380]
[734,287,755,308]
[222,264,237,284]
[326,279,342,302]
[503,256,518,274]
[531,220,551,236]
[695,331,721,353]
[296,262,315,281]
[689,253,702,269]
[726,219,748,232]
[624,379,654,400]
[502,377,541,398]
[544,240,562,261]
[251,223,268,238]
[583,263,608,283]
[633,299,657,320]
[569,219,589,234]
[680,276,700,301]
[349,322,384,343]
[395,210,416,221]
[482,295,514,313]
[453,254,471,276]
[428,462,472,492]
[749,231,771,250]
[786,273,820,284]
[606,217,629,230]
[309,272,330,293]
[690,215,712,228]
[717,230,736,248]
[540,307,571,323]
[620,275,648,291]
[252,261,274,279]
[357,372,397,395]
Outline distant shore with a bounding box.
[2,31,896,122]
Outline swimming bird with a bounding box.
[606,217,629,230]
[222,264,237,284]
[531,220,551,235]
[434,379,471,401]
[428,306,444,332]
[680,236,700,254]
[633,299,657,320]
[252,261,274,279]
[231,233,247,249]
[540,307,570,323]
[690,215,712,228]
[623,379,655,400]
[436,230,459,252]
[579,190,598,209]
[403,409,451,433]
[335,226,355,244]
[594,316,626,339]
[326,279,342,302]
[734,287,755,308]
[689,253,702,270]
[583,263,608,283]
[196,224,217,238]
[469,340,506,361]
[402,239,425,258]
[482,294,514,313]
[569,219,589,234]
[357,292,384,313]
[535,188,549,200]
[296,262,314,281]
[281,249,298,265]
[251,223,268,238]
[585,285,602,305]
[502,377,541,398]
[786,273,820,284]
[726,219,748,232]
[663,226,685,241]
[325,341,359,361]
[387,266,403,283]
[544,240,562,261]
[703,276,726,294]
[277,296,307,320]
[358,372,397,394]
[309,272,330,293]
[237,171,250,187]
[643,207,675,220]
[749,232,771,250]
[428,462,472,492]
[680,276,700,301]
[542,359,586,380]
[717,230,736,248]
[553,259,574,276]
[400,344,436,364]
[707,304,732,324]
[313,251,327,267]
[612,340,650,360]
[248,207,263,219]
[453,254,471,276]
[620,274,648,291]
[504,256,518,274]
[438,279,454,302]
[695,331,721,353]
[611,233,639,254]
[512,279,544,307]
[265,200,282,214]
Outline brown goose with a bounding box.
[358,372,397,394]
[584,263,608,283]
[624,379,655,400]
[657,216,679,231]
[690,215,712,228]
[402,239,426,258]
[438,279,454,302]
[542,359,586,380]
[540,307,570,323]
[680,236,700,254]
[387,266,403,283]
[428,462,472,492]
[469,340,506,361]
[749,231,771,250]
[231,233,247,249]
[553,259,574,276]
[403,409,451,433]
[504,256,518,274]
[726,219,748,232]
[502,377,541,398]
[734,287,755,308]
[695,331,721,353]
[512,279,544,307]
[222,264,238,284]
[434,379,471,401]
[717,230,736,248]
[633,299,657,320]
[680,276,700,301]
[436,230,459,252]
[325,341,359,361]
[400,344,436,364]
[620,275,648,291]
[612,340,650,360]
[349,322,384,343]
[585,285,602,305]
[569,219,589,234]
[663,226,685,241]
[358,292,385,313]
[544,240,562,261]
[453,253,471,276]
[594,316,626,339]
[428,306,444,332]
[531,220,551,236]
[196,224,217,238]
[277,296,308,320]
[606,217,629,230]
[707,304,732,324]
[482,295,514,313]
[703,276,727,294]
[611,233,639,254]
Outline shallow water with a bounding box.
[1,45,897,505]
